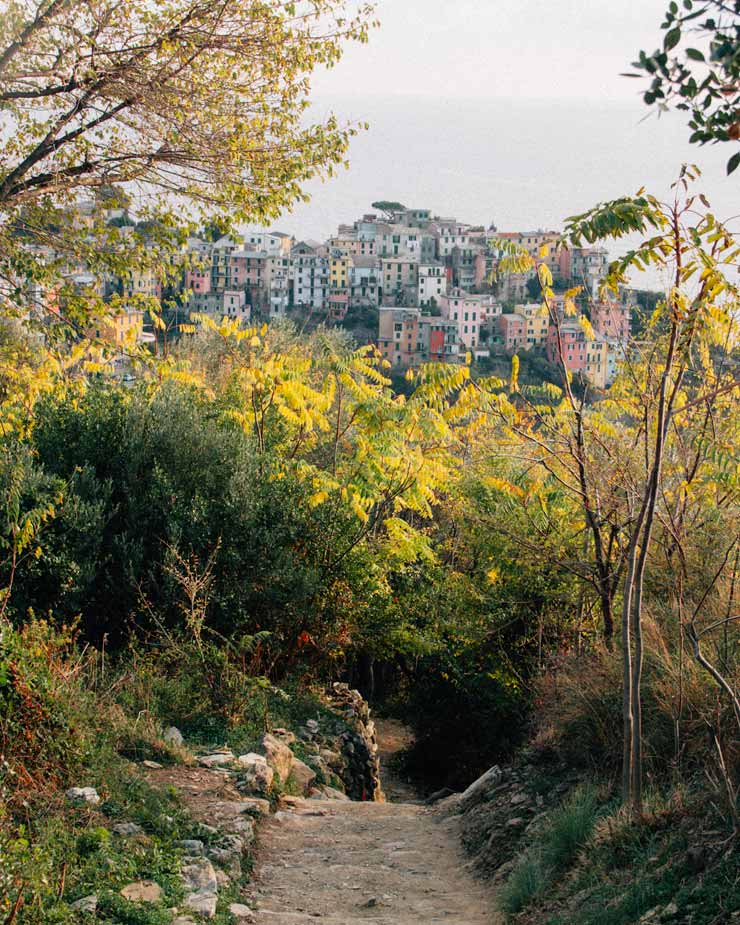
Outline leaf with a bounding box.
[727,151,740,175]
[510,355,520,392]
[685,48,705,62]
[483,476,524,499]
[664,27,681,51]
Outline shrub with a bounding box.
[0,620,93,800]
[499,784,604,919]
[533,620,740,781]
[401,643,528,790]
[543,783,601,870]
[499,849,549,915]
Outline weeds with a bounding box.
[499,849,548,914]
[498,784,604,919]
[543,784,602,869]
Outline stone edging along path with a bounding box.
[136,696,499,924]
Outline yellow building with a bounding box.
[329,252,352,289]
[585,335,608,389]
[517,302,549,349]
[88,308,145,347]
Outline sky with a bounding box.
[311,0,674,103]
[260,0,739,282]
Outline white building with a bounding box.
[291,241,329,311]
[241,230,293,256]
[350,256,381,308]
[266,255,291,318]
[418,263,448,307]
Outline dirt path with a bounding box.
[246,798,499,924]
[143,723,498,923]
[373,717,419,805]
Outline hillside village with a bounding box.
[33,198,636,390]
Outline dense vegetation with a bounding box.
[1,1,740,922]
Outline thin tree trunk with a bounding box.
[621,551,636,803]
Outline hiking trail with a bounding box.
[244,719,498,924]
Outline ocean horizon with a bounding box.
[267,94,740,292]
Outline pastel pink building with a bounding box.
[547,322,588,372]
[497,313,527,352]
[591,300,631,341]
[228,252,267,290]
[185,267,210,295]
[328,289,350,320]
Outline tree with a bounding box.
[525,275,541,302]
[473,171,740,811]
[371,200,406,220]
[566,171,740,809]
[632,1,740,174]
[0,0,376,328]
[0,0,373,217]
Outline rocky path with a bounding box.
[246,798,498,924]
[245,719,498,924]
[373,717,418,804]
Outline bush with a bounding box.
[401,643,528,791]
[0,620,92,800]
[543,783,601,869]
[499,849,548,915]
[533,622,740,780]
[498,783,604,918]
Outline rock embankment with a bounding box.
[325,682,383,801]
[99,685,386,920]
[436,756,578,880]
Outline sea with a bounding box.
[267,95,740,293]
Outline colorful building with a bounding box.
[291,241,329,311]
[381,257,419,306]
[418,263,448,307]
[497,313,528,352]
[591,299,631,341]
[516,302,549,350]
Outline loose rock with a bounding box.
[458,766,502,810]
[65,786,100,806]
[163,727,184,747]
[289,756,317,794]
[181,858,218,895]
[176,839,205,855]
[184,891,218,918]
[237,753,274,792]
[113,822,143,836]
[229,902,255,923]
[71,895,98,913]
[261,733,294,784]
[120,880,163,903]
[199,751,235,769]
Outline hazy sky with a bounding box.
[313,0,672,102]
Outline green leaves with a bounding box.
[635,1,740,157]
[664,27,682,50]
[564,195,664,248]
[727,151,740,175]
[0,0,378,337]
